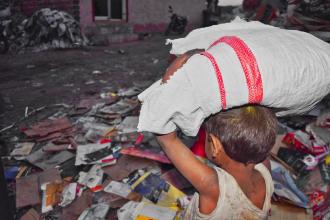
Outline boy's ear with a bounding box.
[209,134,223,158]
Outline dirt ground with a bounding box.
[0,35,171,146]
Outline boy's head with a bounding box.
[204,105,277,165]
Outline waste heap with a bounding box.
[2,85,195,220]
[1,82,329,219]
[1,8,88,52]
[271,100,330,220]
[24,8,88,51]
[215,0,330,42]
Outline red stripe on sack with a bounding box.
[209,36,263,104]
[200,52,227,109]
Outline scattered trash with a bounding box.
[59,183,78,207]
[104,181,131,198]
[4,165,19,180]
[118,201,177,220]
[59,191,93,220]
[25,8,88,51]
[117,87,142,97]
[20,208,40,220]
[269,103,330,219]
[128,171,185,208]
[10,142,34,160]
[26,149,75,170]
[92,70,102,75]
[75,143,118,166]
[152,58,159,64]
[3,8,88,53]
[99,99,138,116]
[31,82,43,88]
[16,174,41,208]
[78,165,104,191]
[121,147,171,164]
[271,160,310,208]
[104,49,115,54]
[4,77,329,219]
[23,117,72,140]
[85,80,95,85]
[77,203,110,220]
[26,64,36,69]
[102,155,158,181]
[116,116,139,134]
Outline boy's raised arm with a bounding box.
[156,132,218,197]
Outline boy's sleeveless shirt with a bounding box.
[183,163,274,220]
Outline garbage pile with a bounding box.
[24,8,88,51]
[216,0,330,42]
[1,8,88,52]
[270,97,330,220]
[1,80,329,219]
[1,84,196,220]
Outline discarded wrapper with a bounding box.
[75,143,119,166]
[59,183,77,207]
[104,181,131,198]
[282,130,328,156]
[118,201,177,220]
[128,171,186,210]
[10,142,34,160]
[78,165,104,191]
[78,203,110,220]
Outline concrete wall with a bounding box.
[128,0,205,33]
[79,0,205,33]
[20,0,80,20]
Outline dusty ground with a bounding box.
[0,35,171,147]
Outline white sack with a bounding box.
[138,18,330,136]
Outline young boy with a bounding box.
[156,53,277,219]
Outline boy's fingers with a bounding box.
[162,49,205,83]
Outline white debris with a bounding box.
[59,183,77,207]
[104,181,131,198]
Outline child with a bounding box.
[156,105,277,220]
[156,51,277,219]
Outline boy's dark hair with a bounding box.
[205,105,277,164]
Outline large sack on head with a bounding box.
[138,18,330,136]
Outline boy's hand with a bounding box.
[162,49,205,84]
